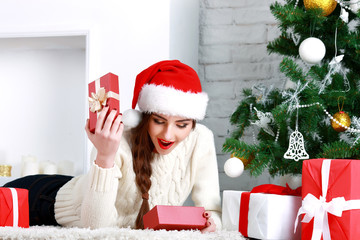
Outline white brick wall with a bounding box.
[199,0,285,192]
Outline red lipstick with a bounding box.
[157,138,174,150]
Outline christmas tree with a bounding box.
[223,0,360,178]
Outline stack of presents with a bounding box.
[3,158,360,240]
[222,158,360,239]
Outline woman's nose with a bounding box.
[163,125,174,140]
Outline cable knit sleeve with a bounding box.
[55,140,126,228]
[190,124,222,230]
[79,160,122,228]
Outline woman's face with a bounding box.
[148,113,193,155]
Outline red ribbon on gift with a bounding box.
[239,184,301,237]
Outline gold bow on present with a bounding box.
[89,87,107,112]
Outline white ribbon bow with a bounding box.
[88,79,119,113]
[295,159,360,240]
[89,87,107,113]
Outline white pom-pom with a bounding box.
[224,157,244,178]
[299,37,326,64]
[122,109,142,128]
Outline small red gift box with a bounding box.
[0,188,29,228]
[298,159,360,240]
[88,73,120,133]
[143,205,207,231]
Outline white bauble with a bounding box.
[299,37,326,64]
[224,157,244,178]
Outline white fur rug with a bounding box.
[0,226,246,240]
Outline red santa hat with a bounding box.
[122,60,208,127]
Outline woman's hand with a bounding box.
[201,211,216,233]
[85,106,124,168]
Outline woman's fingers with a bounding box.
[110,113,124,135]
[200,217,216,233]
[102,109,118,132]
[95,106,109,133]
[203,211,212,219]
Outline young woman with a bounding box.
[5,60,222,232]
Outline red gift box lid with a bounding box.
[143,205,207,231]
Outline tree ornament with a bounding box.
[299,37,326,64]
[224,153,254,178]
[349,0,360,13]
[284,127,310,161]
[340,8,349,23]
[230,153,253,167]
[303,0,337,16]
[318,55,348,94]
[224,157,244,178]
[331,112,351,132]
[331,96,351,132]
[282,80,310,113]
[250,107,275,136]
[284,108,309,161]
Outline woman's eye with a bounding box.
[177,124,188,129]
[154,118,164,124]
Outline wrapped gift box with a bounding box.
[222,186,301,240]
[88,72,120,133]
[299,159,360,240]
[143,205,207,231]
[0,188,29,228]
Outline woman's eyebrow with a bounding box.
[153,113,191,123]
[176,119,192,123]
[153,114,167,121]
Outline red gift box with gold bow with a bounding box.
[0,188,29,228]
[88,73,120,133]
[297,159,360,240]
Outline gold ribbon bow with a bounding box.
[89,87,107,112]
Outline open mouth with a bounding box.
[157,138,175,150]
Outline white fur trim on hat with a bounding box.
[137,84,208,120]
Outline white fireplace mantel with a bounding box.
[0,0,199,179]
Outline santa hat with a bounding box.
[122,60,208,128]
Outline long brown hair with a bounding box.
[130,113,154,229]
[130,113,196,229]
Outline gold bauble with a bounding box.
[230,153,254,167]
[303,0,337,16]
[331,111,351,132]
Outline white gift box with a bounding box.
[222,190,302,240]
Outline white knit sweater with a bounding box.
[54,124,222,229]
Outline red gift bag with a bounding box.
[297,159,360,240]
[88,72,120,133]
[143,205,207,231]
[0,188,29,228]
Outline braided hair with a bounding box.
[130,113,154,229]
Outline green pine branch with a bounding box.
[223,0,360,177]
